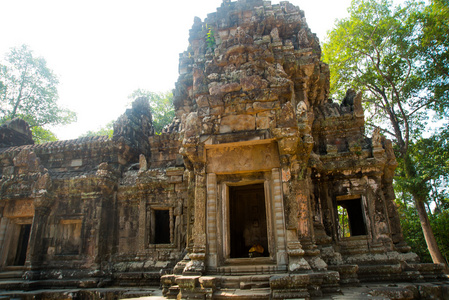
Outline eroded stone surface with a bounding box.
[0,0,447,299]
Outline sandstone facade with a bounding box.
[0,0,447,299]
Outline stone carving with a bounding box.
[0,118,34,148]
[0,0,447,299]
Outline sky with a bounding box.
[0,0,353,140]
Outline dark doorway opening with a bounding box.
[229,183,269,258]
[14,224,31,266]
[153,210,170,244]
[337,198,367,237]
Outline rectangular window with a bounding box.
[337,197,367,238]
[150,209,171,244]
[57,220,82,255]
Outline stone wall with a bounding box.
[0,0,447,298]
[0,118,34,148]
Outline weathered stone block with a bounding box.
[169,175,183,183]
[176,276,200,289]
[166,167,185,176]
[219,115,255,133]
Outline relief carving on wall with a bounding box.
[206,141,280,174]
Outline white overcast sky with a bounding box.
[0,0,354,140]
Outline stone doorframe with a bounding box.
[0,216,33,270]
[204,139,288,272]
[0,199,35,270]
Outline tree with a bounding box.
[323,0,448,269]
[128,89,174,133]
[417,0,449,113]
[0,45,76,143]
[79,90,175,138]
[79,121,114,138]
[398,205,449,264]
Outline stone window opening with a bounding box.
[149,208,173,245]
[337,197,367,238]
[14,224,31,266]
[56,219,82,255]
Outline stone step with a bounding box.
[406,262,448,281]
[0,278,100,290]
[327,264,360,285]
[214,288,271,300]
[0,287,160,300]
[0,271,23,280]
[216,264,279,275]
[357,264,423,282]
[166,285,179,299]
[112,272,161,286]
[217,274,271,289]
[0,280,29,291]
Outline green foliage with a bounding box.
[416,0,449,115]
[395,127,449,208]
[322,0,449,200]
[338,206,351,238]
[128,89,174,134]
[0,45,76,143]
[323,0,449,263]
[79,121,114,138]
[31,126,58,144]
[398,204,449,263]
[206,24,216,51]
[322,0,433,139]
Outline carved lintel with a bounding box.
[206,140,280,174]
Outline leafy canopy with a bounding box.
[0,45,76,143]
[128,89,174,134]
[79,90,174,138]
[322,0,447,152]
[417,0,449,113]
[79,121,114,139]
[323,0,449,265]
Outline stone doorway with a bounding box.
[337,197,367,237]
[14,224,31,266]
[229,184,269,259]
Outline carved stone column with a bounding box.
[273,130,313,272]
[0,204,10,270]
[179,112,207,275]
[183,163,207,275]
[206,173,218,270]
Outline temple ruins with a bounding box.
[0,0,447,299]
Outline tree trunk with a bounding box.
[403,153,448,272]
[414,193,448,272]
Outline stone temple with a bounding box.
[0,0,447,299]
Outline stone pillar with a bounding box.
[95,162,119,270]
[26,205,50,279]
[317,178,336,242]
[206,173,218,270]
[295,170,315,250]
[291,160,327,270]
[183,164,207,275]
[271,168,288,266]
[0,207,11,270]
[385,197,410,252]
[137,197,147,252]
[369,176,394,249]
[169,207,174,244]
[273,132,315,272]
